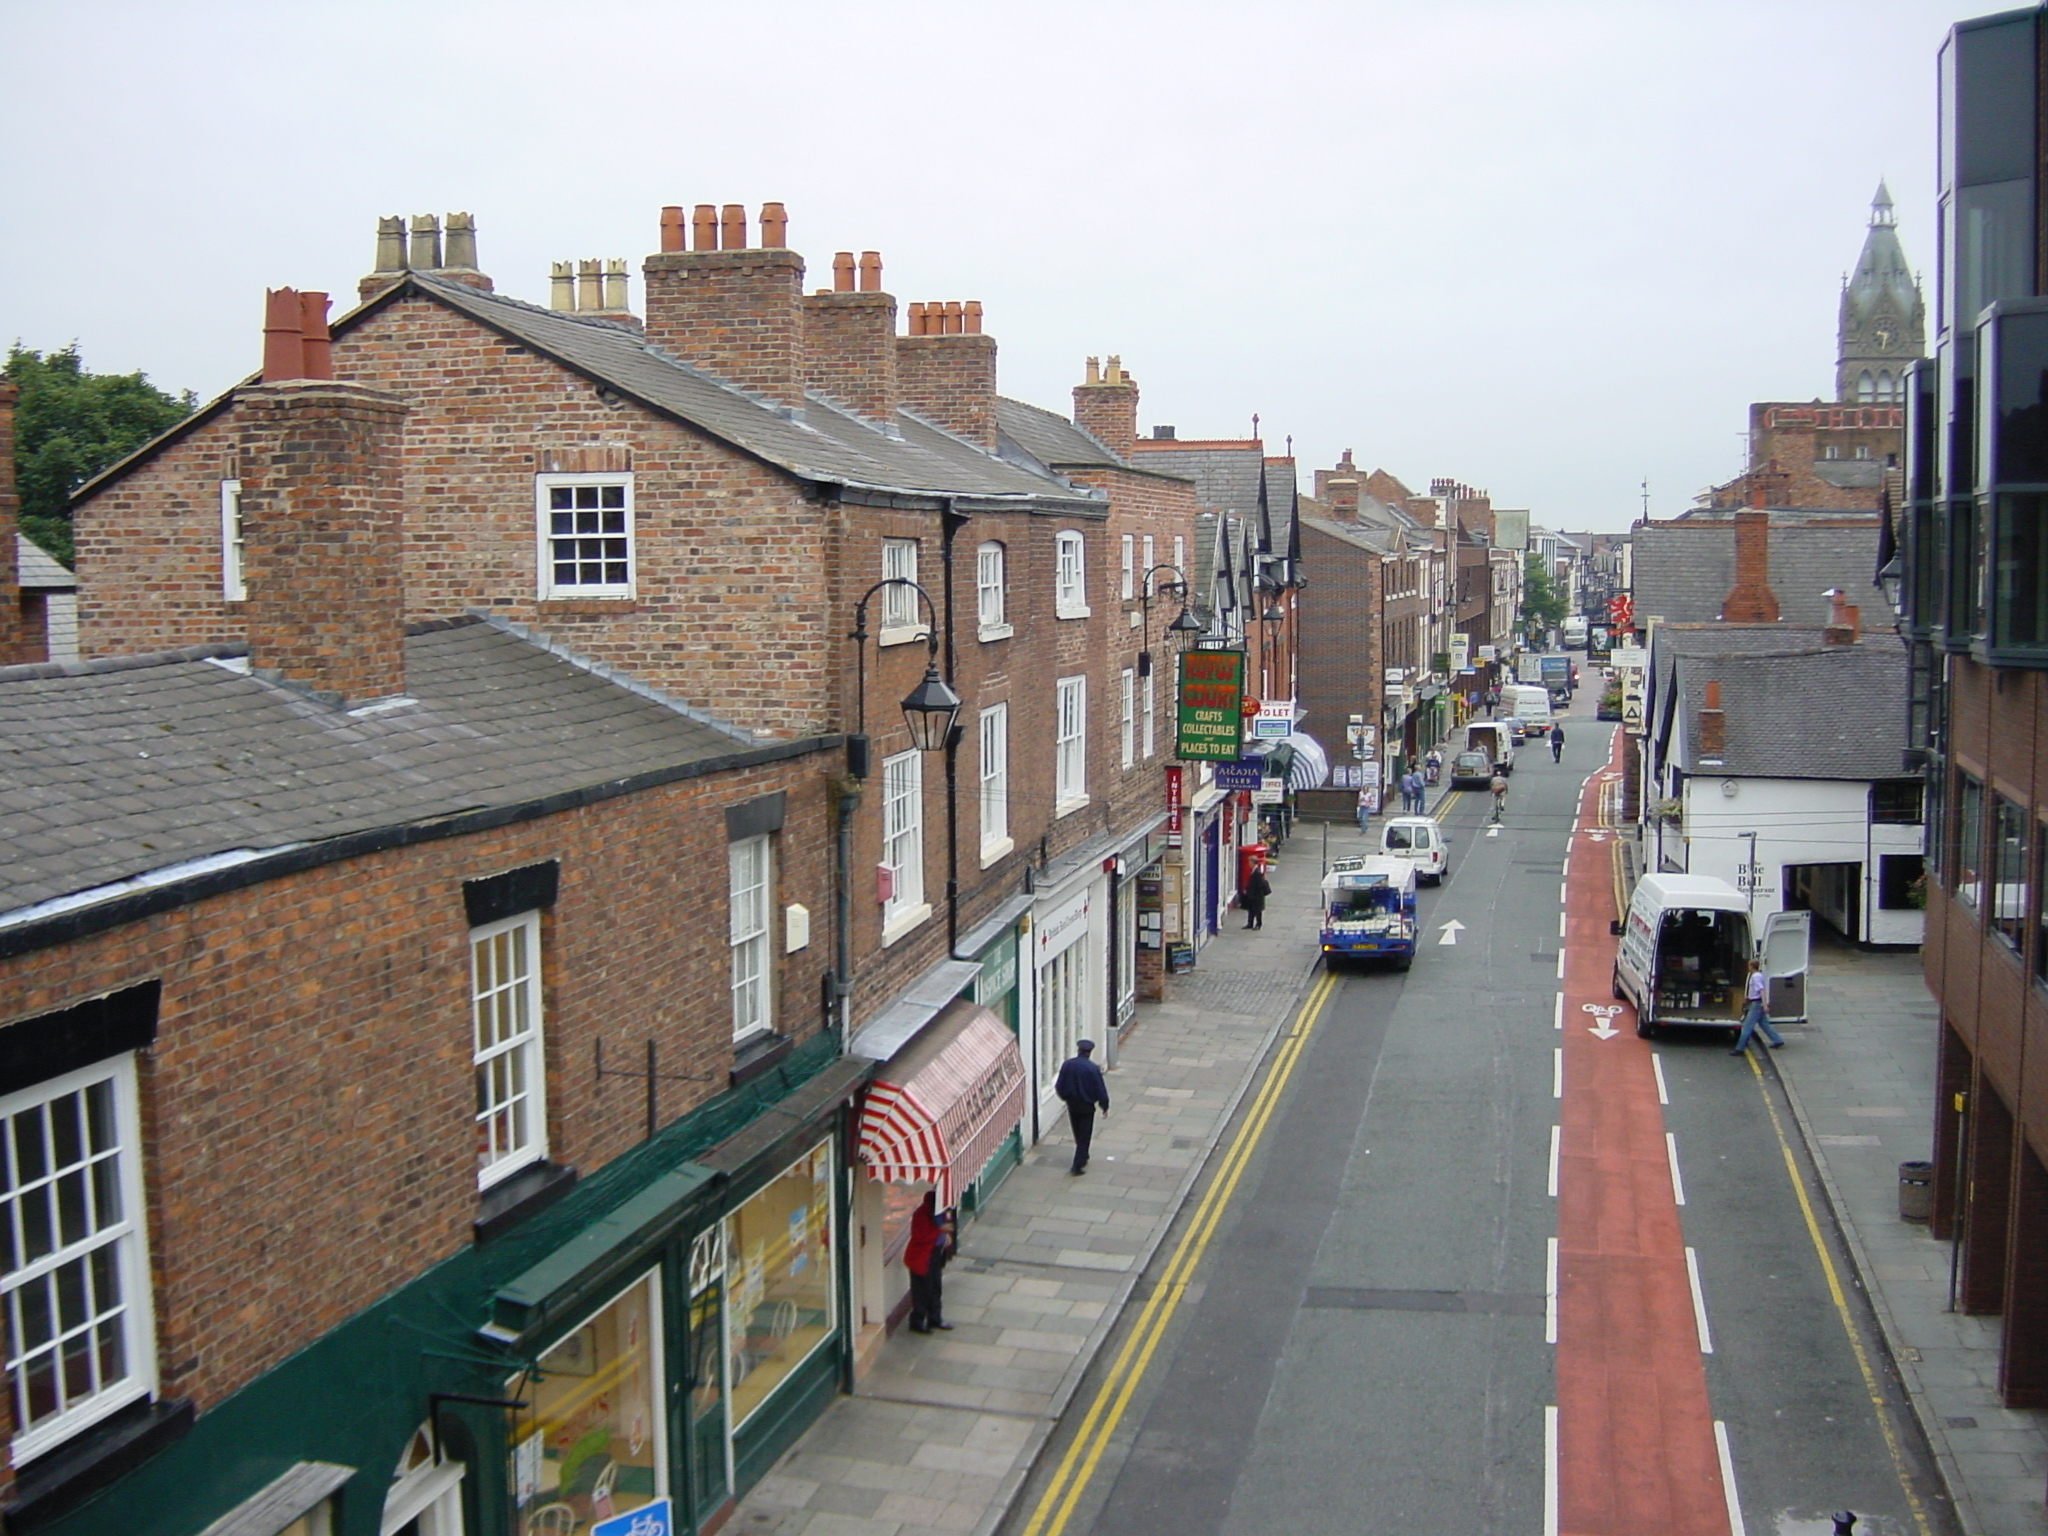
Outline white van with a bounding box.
[1378,815,1449,884]
[1611,874,1811,1038]
[1504,685,1553,737]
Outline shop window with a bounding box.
[472,912,546,1189]
[381,1425,464,1536]
[1953,771,1985,908]
[1993,795,2029,950]
[511,1273,664,1534]
[725,1144,835,1428]
[1037,943,1087,1085]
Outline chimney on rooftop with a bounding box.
[236,355,409,706]
[1720,505,1781,622]
[896,298,998,449]
[642,202,807,409]
[803,250,899,424]
[1071,353,1138,459]
[1822,587,1861,645]
[358,213,495,302]
[261,288,334,383]
[1697,679,1726,761]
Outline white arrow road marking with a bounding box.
[1582,1002,1622,1040]
[1587,830,1610,842]
[1437,920,1465,945]
[1486,824,1501,838]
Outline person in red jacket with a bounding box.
[905,1191,955,1333]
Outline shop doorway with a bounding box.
[1784,861,1862,943]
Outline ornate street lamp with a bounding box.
[845,578,960,779]
[1138,563,1203,678]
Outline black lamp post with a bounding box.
[1138,563,1203,679]
[846,579,960,779]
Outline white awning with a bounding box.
[856,1001,1025,1208]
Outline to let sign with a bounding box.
[1177,650,1245,760]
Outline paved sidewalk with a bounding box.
[729,820,1369,1536]
[1775,938,2048,1536]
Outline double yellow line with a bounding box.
[1742,1051,1935,1536]
[1016,966,1342,1536]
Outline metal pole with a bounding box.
[1948,1090,1968,1312]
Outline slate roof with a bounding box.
[74,273,1101,514]
[1668,641,1911,780]
[1301,514,1401,557]
[1632,518,1884,626]
[0,616,779,918]
[1130,442,1266,516]
[994,397,1123,472]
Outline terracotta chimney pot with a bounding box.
[964,300,982,335]
[833,252,856,293]
[759,202,789,248]
[859,251,882,293]
[660,206,686,253]
[297,291,333,380]
[692,205,718,252]
[262,288,305,382]
[720,204,747,250]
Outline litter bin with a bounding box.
[1899,1160,1935,1223]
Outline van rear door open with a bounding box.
[1760,909,1812,1022]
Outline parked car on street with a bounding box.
[1449,749,1494,787]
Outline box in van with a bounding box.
[1611,873,1810,1038]
[1504,685,1553,736]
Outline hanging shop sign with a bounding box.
[1449,634,1471,673]
[1214,760,1265,792]
[1165,764,1184,846]
[1177,650,1245,760]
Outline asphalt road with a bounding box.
[1005,703,1956,1536]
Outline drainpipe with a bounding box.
[940,499,971,960]
[833,773,860,1049]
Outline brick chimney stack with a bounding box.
[803,251,898,425]
[0,380,24,666]
[642,202,807,409]
[1697,679,1726,761]
[1822,587,1861,645]
[358,213,495,302]
[897,300,998,449]
[1720,505,1781,622]
[1071,354,1138,460]
[239,293,409,703]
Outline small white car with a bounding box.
[1378,816,1449,884]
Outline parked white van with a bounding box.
[1504,685,1553,737]
[1378,815,1449,884]
[1611,873,1811,1038]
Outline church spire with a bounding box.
[1837,180,1924,404]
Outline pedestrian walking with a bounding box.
[1485,689,1499,718]
[1730,958,1785,1055]
[1055,1039,1111,1175]
[904,1191,955,1332]
[1551,723,1566,763]
[1241,863,1271,929]
[1407,769,1426,814]
[1489,773,1508,823]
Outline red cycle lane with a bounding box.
[1555,736,1728,1536]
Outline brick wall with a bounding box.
[897,335,997,450]
[0,757,833,1423]
[75,297,838,738]
[641,248,807,408]
[1297,518,1381,762]
[803,292,899,425]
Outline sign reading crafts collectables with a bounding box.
[1176,649,1245,760]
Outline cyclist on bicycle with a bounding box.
[1489,773,1509,822]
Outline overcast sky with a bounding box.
[4,0,1975,531]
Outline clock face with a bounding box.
[1873,325,1896,349]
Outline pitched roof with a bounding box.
[1129,442,1266,516]
[1632,517,1884,625]
[1670,641,1911,780]
[72,273,1102,515]
[995,396,1122,471]
[0,616,791,919]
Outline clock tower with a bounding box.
[1836,182,1925,404]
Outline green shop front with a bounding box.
[40,1035,868,1536]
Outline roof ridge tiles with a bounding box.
[0,643,247,685]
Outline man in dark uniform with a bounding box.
[1054,1039,1111,1175]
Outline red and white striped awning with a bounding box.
[857,1001,1026,1209]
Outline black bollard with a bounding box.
[1832,1514,1857,1535]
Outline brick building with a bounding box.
[5,206,1208,1533]
[1898,9,2048,1443]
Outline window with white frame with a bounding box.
[1120,668,1135,769]
[0,1056,155,1463]
[1121,534,1134,599]
[881,539,923,640]
[1143,671,1156,758]
[1142,535,1156,594]
[1055,675,1087,810]
[1055,531,1090,619]
[537,474,633,598]
[881,750,926,928]
[977,542,1009,638]
[730,835,773,1042]
[472,912,546,1188]
[979,704,1009,857]
[1173,535,1185,584]
[220,479,246,601]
